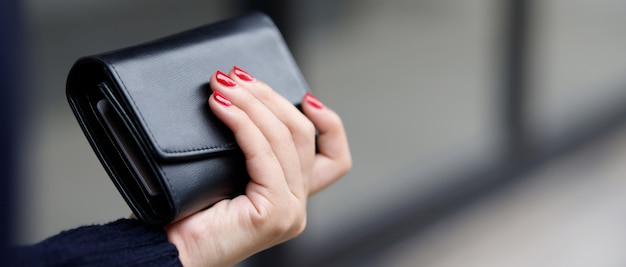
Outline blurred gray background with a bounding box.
[14,0,626,266]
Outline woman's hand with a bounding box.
[166,66,351,267]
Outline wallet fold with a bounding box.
[66,12,311,225]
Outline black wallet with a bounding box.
[66,12,311,225]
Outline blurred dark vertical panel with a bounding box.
[0,0,21,260]
[238,0,296,51]
[502,0,533,160]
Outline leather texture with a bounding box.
[66,12,311,225]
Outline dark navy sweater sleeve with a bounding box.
[12,219,182,267]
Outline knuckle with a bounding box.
[244,144,275,162]
[269,200,307,239]
[324,109,346,131]
[292,215,307,237]
[330,113,344,128]
[277,123,293,139]
[273,125,295,147]
[301,120,316,137]
[333,152,353,178]
[252,82,274,100]
[292,118,316,140]
[258,82,275,93]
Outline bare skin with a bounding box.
[166,67,352,267]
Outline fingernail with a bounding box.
[213,91,232,106]
[305,93,324,109]
[233,66,255,82]
[216,70,237,87]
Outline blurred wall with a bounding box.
[15,0,626,266]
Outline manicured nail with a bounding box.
[213,91,232,106]
[233,66,255,82]
[216,70,237,87]
[305,93,324,109]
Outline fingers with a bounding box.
[229,67,317,190]
[209,66,351,199]
[208,69,306,200]
[302,93,352,195]
[208,85,286,194]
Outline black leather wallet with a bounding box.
[66,12,311,225]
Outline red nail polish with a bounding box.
[305,93,324,109]
[216,70,237,87]
[213,91,232,106]
[233,66,255,82]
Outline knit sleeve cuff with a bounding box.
[14,218,182,267]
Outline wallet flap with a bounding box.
[69,12,309,161]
